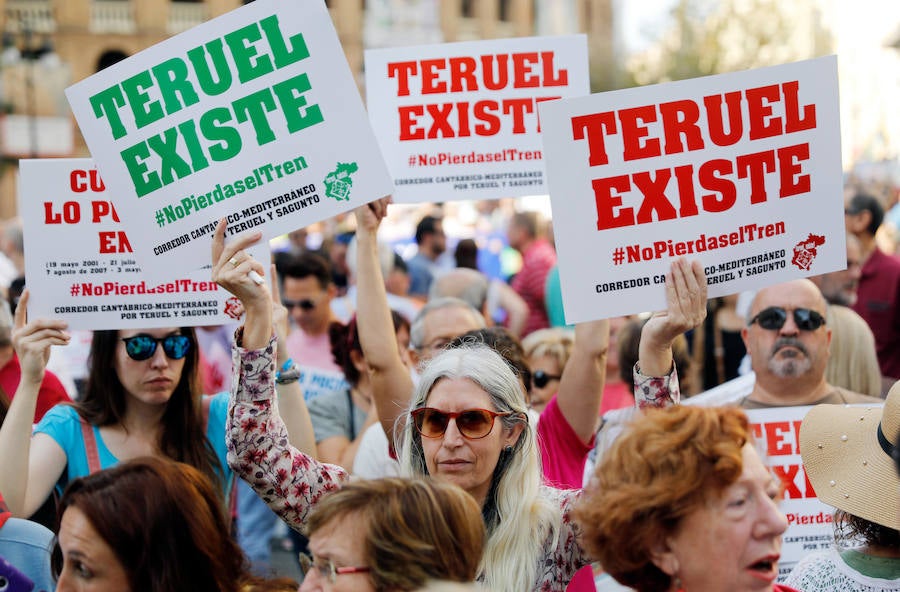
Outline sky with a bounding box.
[618,0,677,53]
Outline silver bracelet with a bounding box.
[275,363,301,385]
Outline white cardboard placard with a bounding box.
[65,0,392,277]
[365,35,589,203]
[19,158,269,330]
[746,406,839,579]
[539,56,844,322]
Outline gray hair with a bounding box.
[409,297,486,350]
[428,269,489,312]
[3,218,23,255]
[397,344,553,590]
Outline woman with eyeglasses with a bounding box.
[300,477,484,591]
[217,202,709,591]
[0,281,315,521]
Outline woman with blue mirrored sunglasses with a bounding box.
[121,334,192,361]
[0,221,318,592]
[0,266,316,562]
[0,296,233,525]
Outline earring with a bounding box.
[674,576,685,592]
[503,445,513,453]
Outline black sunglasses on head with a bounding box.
[748,307,826,332]
[121,334,191,361]
[531,369,562,389]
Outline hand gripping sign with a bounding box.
[65,0,392,278]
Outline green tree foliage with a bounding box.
[625,0,834,86]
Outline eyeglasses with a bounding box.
[411,407,512,439]
[748,307,826,332]
[121,334,191,361]
[532,370,562,389]
[420,337,452,354]
[298,553,371,584]
[282,297,320,311]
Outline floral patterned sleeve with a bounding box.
[535,487,592,591]
[632,362,680,409]
[226,332,348,533]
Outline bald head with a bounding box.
[743,279,832,395]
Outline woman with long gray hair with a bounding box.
[215,200,707,591]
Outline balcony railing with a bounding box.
[91,1,136,34]
[4,0,55,34]
[168,2,207,35]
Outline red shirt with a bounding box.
[511,239,557,336]
[600,381,634,415]
[852,248,900,379]
[2,353,71,423]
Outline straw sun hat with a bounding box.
[799,381,900,530]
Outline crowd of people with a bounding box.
[0,183,898,592]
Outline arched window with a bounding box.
[96,49,129,72]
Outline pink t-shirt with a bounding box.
[285,329,348,401]
[599,381,635,415]
[511,239,557,336]
[286,330,340,372]
[537,395,593,491]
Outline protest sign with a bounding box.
[539,56,843,322]
[65,0,392,277]
[19,159,269,330]
[746,406,837,578]
[365,35,589,203]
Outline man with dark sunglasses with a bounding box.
[630,277,885,439]
[280,252,348,402]
[631,279,883,433]
[737,278,880,408]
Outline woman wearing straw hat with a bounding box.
[784,381,900,591]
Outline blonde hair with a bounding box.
[521,328,574,370]
[398,345,559,591]
[825,305,882,397]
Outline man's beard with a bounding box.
[828,288,856,308]
[767,337,812,378]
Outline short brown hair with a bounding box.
[574,406,750,592]
[307,478,484,590]
[52,457,296,592]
